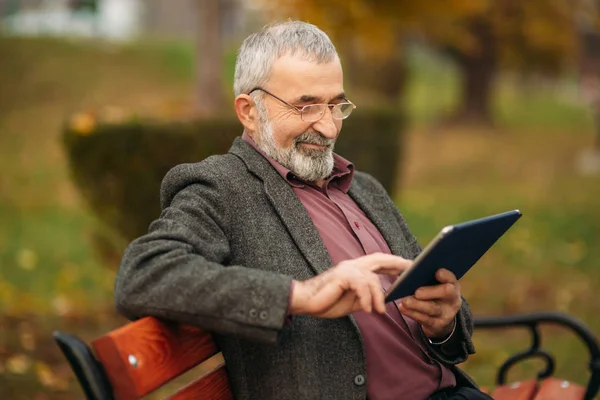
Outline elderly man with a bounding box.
[115,21,492,400]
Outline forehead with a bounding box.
[267,54,344,100]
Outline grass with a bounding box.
[397,127,600,389]
[0,36,599,398]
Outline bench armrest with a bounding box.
[473,311,600,400]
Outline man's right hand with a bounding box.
[289,253,412,319]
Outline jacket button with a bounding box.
[249,309,258,318]
[354,374,366,386]
[259,310,268,320]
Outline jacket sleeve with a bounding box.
[114,162,293,344]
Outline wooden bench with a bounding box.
[53,311,600,399]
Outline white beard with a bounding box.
[254,104,335,182]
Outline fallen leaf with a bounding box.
[35,361,70,390]
[20,331,36,351]
[6,354,32,374]
[52,295,73,317]
[69,112,96,136]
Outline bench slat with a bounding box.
[167,366,232,400]
[533,377,585,400]
[92,317,220,400]
[492,380,538,400]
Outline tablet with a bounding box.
[384,210,522,302]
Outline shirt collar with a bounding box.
[241,132,354,193]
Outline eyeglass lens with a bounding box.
[301,103,354,121]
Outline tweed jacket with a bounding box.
[114,137,478,400]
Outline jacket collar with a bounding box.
[229,137,332,275]
[229,136,404,272]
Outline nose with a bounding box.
[312,107,339,139]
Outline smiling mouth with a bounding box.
[298,139,334,150]
[300,143,327,150]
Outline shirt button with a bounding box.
[354,221,360,229]
[259,310,268,320]
[249,309,258,318]
[353,374,366,386]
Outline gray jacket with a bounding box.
[115,137,478,399]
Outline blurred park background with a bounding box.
[1,0,600,398]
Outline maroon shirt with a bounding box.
[242,133,456,399]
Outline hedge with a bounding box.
[63,110,405,264]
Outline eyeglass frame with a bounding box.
[247,87,356,122]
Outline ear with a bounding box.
[234,94,258,133]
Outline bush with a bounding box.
[63,109,405,265]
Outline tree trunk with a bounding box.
[450,18,498,126]
[194,0,225,117]
[343,32,407,104]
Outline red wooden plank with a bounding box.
[167,366,233,400]
[493,380,538,400]
[92,317,219,400]
[533,378,585,400]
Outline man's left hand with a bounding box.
[397,268,462,339]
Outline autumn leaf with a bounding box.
[52,295,73,317]
[6,354,32,374]
[69,112,96,136]
[19,321,36,352]
[35,362,70,391]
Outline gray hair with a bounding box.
[233,20,339,97]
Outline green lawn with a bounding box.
[0,36,599,398]
[397,126,600,390]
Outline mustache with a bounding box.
[294,131,335,148]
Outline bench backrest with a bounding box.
[54,317,232,400]
[56,312,599,400]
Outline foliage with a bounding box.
[62,109,405,253]
[63,117,241,246]
[262,0,588,123]
[259,0,483,58]
[263,0,583,73]
[2,36,599,399]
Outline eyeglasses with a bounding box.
[248,87,356,122]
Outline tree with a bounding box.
[258,0,486,105]
[256,0,586,126]
[434,0,581,125]
[195,0,227,116]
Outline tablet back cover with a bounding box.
[385,210,522,302]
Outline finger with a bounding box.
[367,274,386,314]
[361,253,413,274]
[321,292,359,317]
[351,278,373,313]
[398,304,438,328]
[401,296,444,318]
[414,283,458,301]
[435,268,458,284]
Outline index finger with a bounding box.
[361,253,413,274]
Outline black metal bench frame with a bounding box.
[54,311,600,400]
[473,311,600,400]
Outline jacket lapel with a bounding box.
[348,184,411,258]
[229,138,332,275]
